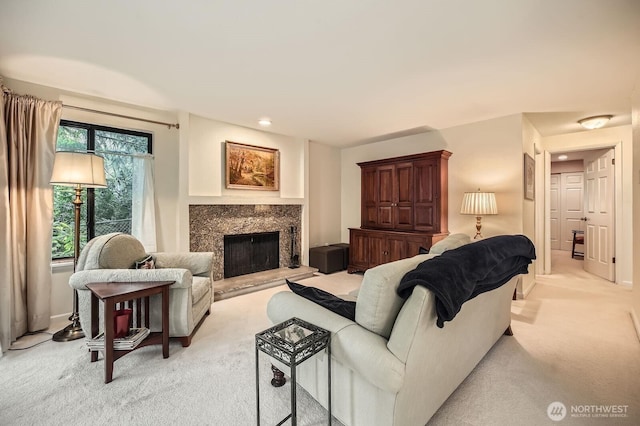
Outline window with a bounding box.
[52,121,152,259]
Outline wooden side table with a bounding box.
[86,281,174,383]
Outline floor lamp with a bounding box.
[460,189,498,239]
[50,151,107,342]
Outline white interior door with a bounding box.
[560,172,584,251]
[583,149,615,281]
[549,174,560,249]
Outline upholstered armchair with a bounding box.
[69,232,214,347]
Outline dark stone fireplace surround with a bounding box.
[189,204,302,281]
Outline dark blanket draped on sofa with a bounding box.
[397,235,536,328]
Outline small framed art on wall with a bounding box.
[524,153,535,200]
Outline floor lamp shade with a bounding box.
[50,151,107,188]
[50,151,106,342]
[460,190,498,239]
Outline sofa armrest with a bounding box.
[267,291,405,393]
[69,268,193,290]
[152,252,213,277]
[267,291,355,334]
[331,323,405,393]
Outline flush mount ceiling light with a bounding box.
[258,118,272,127]
[578,115,612,130]
[558,154,568,161]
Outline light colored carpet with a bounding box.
[1,252,638,425]
[429,251,640,425]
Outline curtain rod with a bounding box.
[63,104,180,129]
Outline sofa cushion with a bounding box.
[355,254,434,339]
[428,233,471,255]
[286,279,356,320]
[75,232,148,271]
[98,233,147,269]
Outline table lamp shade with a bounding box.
[460,191,498,215]
[50,151,107,188]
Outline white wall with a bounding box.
[308,142,342,247]
[187,114,305,199]
[541,125,633,286]
[522,116,541,295]
[341,114,526,242]
[550,160,583,174]
[631,85,640,340]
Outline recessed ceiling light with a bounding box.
[558,155,568,161]
[258,118,272,127]
[578,115,612,130]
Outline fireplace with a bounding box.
[224,231,279,278]
[189,204,302,280]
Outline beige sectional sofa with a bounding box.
[267,234,525,426]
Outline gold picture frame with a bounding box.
[524,153,535,200]
[225,141,280,191]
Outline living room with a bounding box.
[1,1,640,425]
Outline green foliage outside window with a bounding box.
[52,122,151,260]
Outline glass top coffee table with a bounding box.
[255,317,331,425]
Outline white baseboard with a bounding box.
[620,280,633,287]
[516,276,536,299]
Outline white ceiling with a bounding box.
[1,0,639,147]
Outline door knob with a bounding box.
[581,217,588,221]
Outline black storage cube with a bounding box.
[309,246,344,274]
[330,243,349,270]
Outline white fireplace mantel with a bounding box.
[188,196,304,206]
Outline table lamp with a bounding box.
[460,189,498,239]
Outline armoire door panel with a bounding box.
[377,166,394,204]
[395,206,414,229]
[413,160,436,203]
[414,206,435,231]
[363,206,378,228]
[361,167,378,226]
[362,168,378,204]
[394,162,414,229]
[413,159,438,231]
[349,231,369,269]
[395,163,414,203]
[368,234,385,268]
[377,206,393,227]
[386,235,407,263]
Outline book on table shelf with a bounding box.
[87,327,150,350]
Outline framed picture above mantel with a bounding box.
[225,141,280,191]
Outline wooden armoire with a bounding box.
[348,150,451,273]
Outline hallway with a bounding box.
[545,249,623,293]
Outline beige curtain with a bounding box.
[0,80,62,353]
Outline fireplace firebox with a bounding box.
[224,231,280,278]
